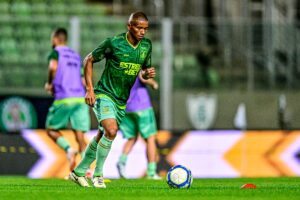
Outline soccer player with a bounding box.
[117,73,161,179]
[45,28,91,171]
[69,12,156,188]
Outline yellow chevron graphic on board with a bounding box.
[267,131,300,176]
[224,131,284,177]
[224,131,300,177]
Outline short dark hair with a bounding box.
[128,11,148,25]
[53,27,68,42]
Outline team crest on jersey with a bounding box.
[102,106,110,114]
[140,51,147,60]
[0,96,37,132]
[186,94,217,130]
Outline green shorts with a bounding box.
[120,107,157,139]
[46,97,90,132]
[93,94,126,130]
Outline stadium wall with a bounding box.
[1,92,299,132]
[174,91,300,130]
[1,130,300,179]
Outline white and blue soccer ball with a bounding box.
[166,165,193,189]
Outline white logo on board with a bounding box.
[186,94,217,130]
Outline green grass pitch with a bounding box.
[1,176,300,200]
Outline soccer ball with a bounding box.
[166,165,193,189]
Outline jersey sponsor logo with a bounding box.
[186,94,217,130]
[0,96,37,132]
[67,61,79,68]
[120,62,141,76]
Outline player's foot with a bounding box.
[67,148,77,171]
[116,162,127,179]
[69,171,90,187]
[92,176,106,188]
[147,174,162,180]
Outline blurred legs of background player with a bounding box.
[117,124,160,179]
[45,103,90,171]
[47,130,86,171]
[117,73,161,179]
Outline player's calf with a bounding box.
[67,148,78,171]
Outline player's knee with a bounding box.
[46,130,52,138]
[47,129,60,140]
[104,127,118,140]
[131,137,138,143]
[146,135,155,142]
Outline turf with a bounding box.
[0,177,300,200]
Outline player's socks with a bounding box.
[79,151,93,178]
[56,136,70,151]
[93,135,113,177]
[74,137,97,176]
[147,162,157,177]
[117,154,127,178]
[119,154,128,165]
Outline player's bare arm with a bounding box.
[81,76,87,87]
[84,53,95,106]
[138,70,159,90]
[45,59,58,95]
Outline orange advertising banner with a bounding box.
[2,130,300,178]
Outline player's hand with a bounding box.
[44,82,53,96]
[85,90,95,107]
[143,67,156,79]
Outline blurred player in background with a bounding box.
[69,12,155,188]
[45,28,91,171]
[117,73,161,179]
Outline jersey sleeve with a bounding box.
[91,38,111,63]
[142,41,152,69]
[47,49,58,62]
